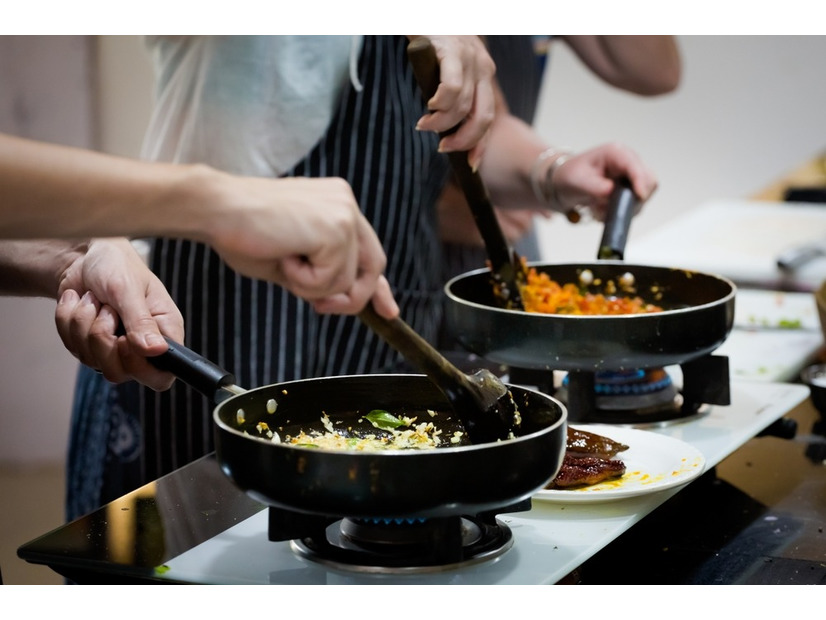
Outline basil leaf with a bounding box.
[365,409,405,430]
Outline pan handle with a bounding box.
[148,338,240,402]
[597,178,637,260]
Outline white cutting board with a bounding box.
[626,200,826,291]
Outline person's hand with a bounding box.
[409,35,496,171]
[550,143,658,221]
[54,238,184,391]
[203,174,399,319]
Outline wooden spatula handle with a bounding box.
[407,37,524,308]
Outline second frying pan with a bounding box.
[444,183,736,372]
[445,261,735,372]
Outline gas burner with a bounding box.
[591,368,674,396]
[560,367,687,424]
[509,354,731,426]
[267,499,530,575]
[291,515,513,574]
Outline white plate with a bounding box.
[533,424,706,503]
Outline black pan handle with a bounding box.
[598,178,638,260]
[148,338,239,403]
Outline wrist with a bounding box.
[530,147,572,207]
[531,148,588,223]
[0,239,86,298]
[159,163,227,245]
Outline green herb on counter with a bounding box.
[745,315,804,329]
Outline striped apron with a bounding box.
[67,35,449,520]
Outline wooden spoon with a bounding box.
[358,303,519,444]
[407,37,527,310]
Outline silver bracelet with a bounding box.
[530,148,572,204]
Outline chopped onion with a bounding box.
[619,272,635,288]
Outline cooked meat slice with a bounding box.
[566,426,629,459]
[547,454,627,489]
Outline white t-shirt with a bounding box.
[140,35,363,176]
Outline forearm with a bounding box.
[478,114,561,212]
[0,239,84,297]
[0,133,219,242]
[560,36,681,95]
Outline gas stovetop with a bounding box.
[18,380,809,585]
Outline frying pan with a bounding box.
[149,340,567,519]
[444,183,737,372]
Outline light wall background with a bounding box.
[534,35,826,261]
[1,35,825,464]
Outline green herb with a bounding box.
[365,409,406,430]
[746,315,803,329]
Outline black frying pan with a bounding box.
[444,183,737,372]
[445,262,735,371]
[150,341,567,519]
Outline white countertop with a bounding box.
[628,199,825,381]
[626,199,826,292]
[159,380,809,585]
[720,288,822,382]
[155,265,823,585]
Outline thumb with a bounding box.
[123,314,169,356]
[112,292,169,356]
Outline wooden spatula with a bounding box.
[359,303,519,444]
[407,37,527,310]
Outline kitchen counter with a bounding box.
[574,396,826,584]
[17,380,818,585]
[574,153,826,583]
[717,288,822,383]
[626,199,826,292]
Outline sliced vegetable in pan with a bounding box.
[520,265,663,315]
